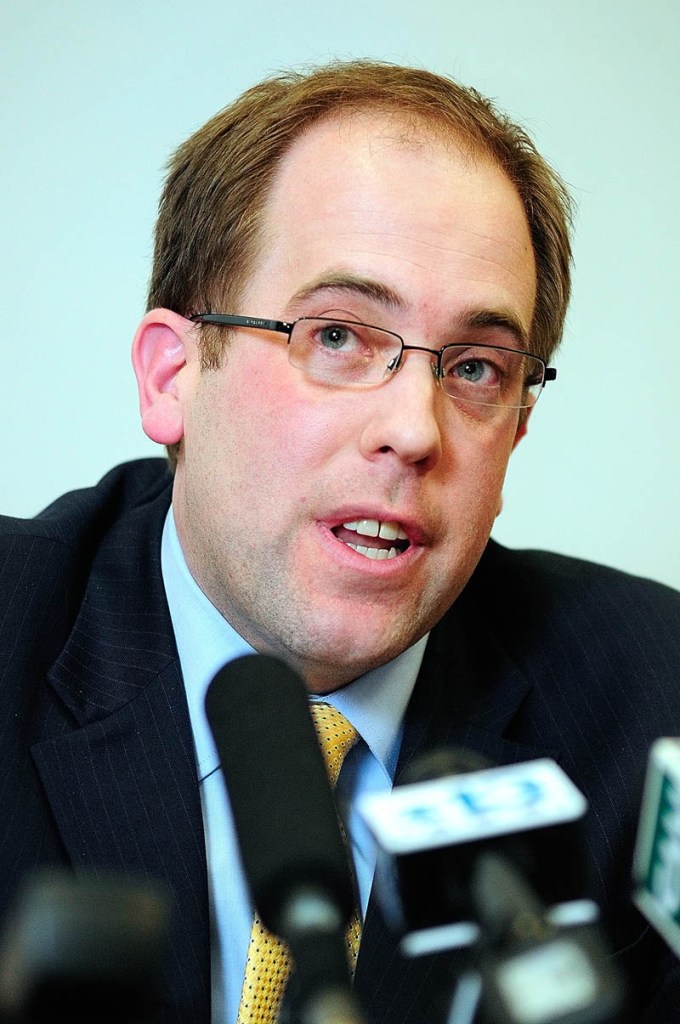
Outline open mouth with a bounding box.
[331,519,410,561]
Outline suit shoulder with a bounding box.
[467,540,680,667]
[0,459,172,609]
[476,539,679,609]
[0,459,172,551]
[0,459,173,673]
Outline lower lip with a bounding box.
[318,524,419,573]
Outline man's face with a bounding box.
[171,113,537,692]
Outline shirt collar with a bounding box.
[312,638,426,781]
[161,508,425,783]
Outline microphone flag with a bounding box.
[634,737,680,955]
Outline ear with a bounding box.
[132,309,194,445]
[512,405,532,451]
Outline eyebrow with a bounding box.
[286,272,406,314]
[465,309,531,349]
[286,272,531,349]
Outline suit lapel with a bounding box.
[31,487,210,1021]
[397,596,556,774]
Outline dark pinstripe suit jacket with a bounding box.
[2,459,680,1023]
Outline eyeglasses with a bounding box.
[189,313,556,413]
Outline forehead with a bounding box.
[244,111,536,328]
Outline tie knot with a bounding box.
[309,702,359,788]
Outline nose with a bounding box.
[359,352,444,467]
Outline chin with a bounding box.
[290,627,423,694]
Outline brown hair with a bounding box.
[148,60,573,462]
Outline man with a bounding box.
[1,61,679,1023]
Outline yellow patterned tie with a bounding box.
[236,702,361,1024]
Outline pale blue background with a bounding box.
[2,0,678,590]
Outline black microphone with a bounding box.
[205,653,367,1024]
[362,748,595,950]
[0,870,170,1024]
[360,748,627,1024]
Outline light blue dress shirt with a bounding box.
[160,509,427,1024]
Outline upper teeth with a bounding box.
[343,519,408,541]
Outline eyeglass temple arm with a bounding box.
[188,313,294,335]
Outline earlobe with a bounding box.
[131,309,192,445]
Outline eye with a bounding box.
[446,354,503,387]
[453,358,493,384]
[316,323,361,352]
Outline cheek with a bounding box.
[448,403,518,463]
[448,419,518,510]
[255,370,352,459]
[218,376,347,508]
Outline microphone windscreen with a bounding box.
[205,654,354,933]
[0,871,170,1023]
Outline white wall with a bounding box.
[2,0,678,590]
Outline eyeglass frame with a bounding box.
[188,312,557,408]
